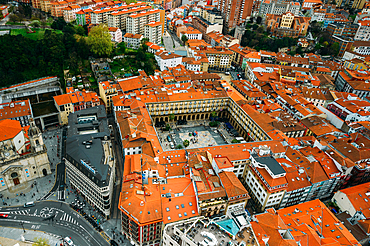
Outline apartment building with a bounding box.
[92,3,150,28]
[65,106,115,218]
[333,182,370,218]
[98,81,118,114]
[179,27,202,40]
[335,69,370,98]
[0,100,33,127]
[123,33,142,49]
[144,21,162,45]
[53,90,100,125]
[154,50,183,71]
[336,0,366,9]
[190,46,233,71]
[243,146,287,212]
[259,0,300,17]
[199,6,224,25]
[63,5,81,22]
[310,8,326,22]
[216,0,253,31]
[126,9,161,36]
[51,1,69,17]
[355,19,370,41]
[206,31,240,48]
[327,97,370,122]
[192,16,223,38]
[351,40,370,55]
[327,23,359,40]
[108,27,122,43]
[302,0,322,9]
[343,58,367,71]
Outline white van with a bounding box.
[24,202,35,208]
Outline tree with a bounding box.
[9,14,19,23]
[256,16,262,24]
[32,237,50,246]
[40,20,47,29]
[231,139,241,143]
[181,34,188,43]
[176,144,183,149]
[169,113,175,121]
[136,47,146,61]
[117,41,126,55]
[183,140,190,147]
[209,121,219,127]
[87,24,114,57]
[165,124,171,131]
[30,21,40,27]
[329,42,339,56]
[51,17,67,30]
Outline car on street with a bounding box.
[64,237,75,246]
[24,202,35,208]
[0,213,9,218]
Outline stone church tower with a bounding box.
[28,118,44,153]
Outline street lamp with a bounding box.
[20,221,25,233]
[34,181,39,192]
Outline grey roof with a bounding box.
[66,106,112,185]
[253,154,286,176]
[66,133,110,181]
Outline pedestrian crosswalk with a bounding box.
[59,212,78,225]
[10,209,30,215]
[58,190,65,201]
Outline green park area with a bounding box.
[11,28,63,41]
[110,50,158,78]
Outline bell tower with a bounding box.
[28,118,44,153]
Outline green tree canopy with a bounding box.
[181,34,188,43]
[87,24,113,57]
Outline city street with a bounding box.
[0,201,110,246]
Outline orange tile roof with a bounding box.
[128,9,160,18]
[54,94,71,106]
[278,199,361,246]
[0,119,22,142]
[108,27,119,32]
[0,100,32,120]
[145,21,162,27]
[336,182,370,218]
[213,156,233,169]
[218,171,249,201]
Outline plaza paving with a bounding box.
[158,121,240,151]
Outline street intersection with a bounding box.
[0,200,110,246]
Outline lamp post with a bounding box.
[34,181,39,192]
[20,221,25,233]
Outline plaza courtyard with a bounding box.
[156,120,247,151]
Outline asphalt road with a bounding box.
[42,128,66,201]
[0,201,109,246]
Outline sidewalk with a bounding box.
[0,227,61,246]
